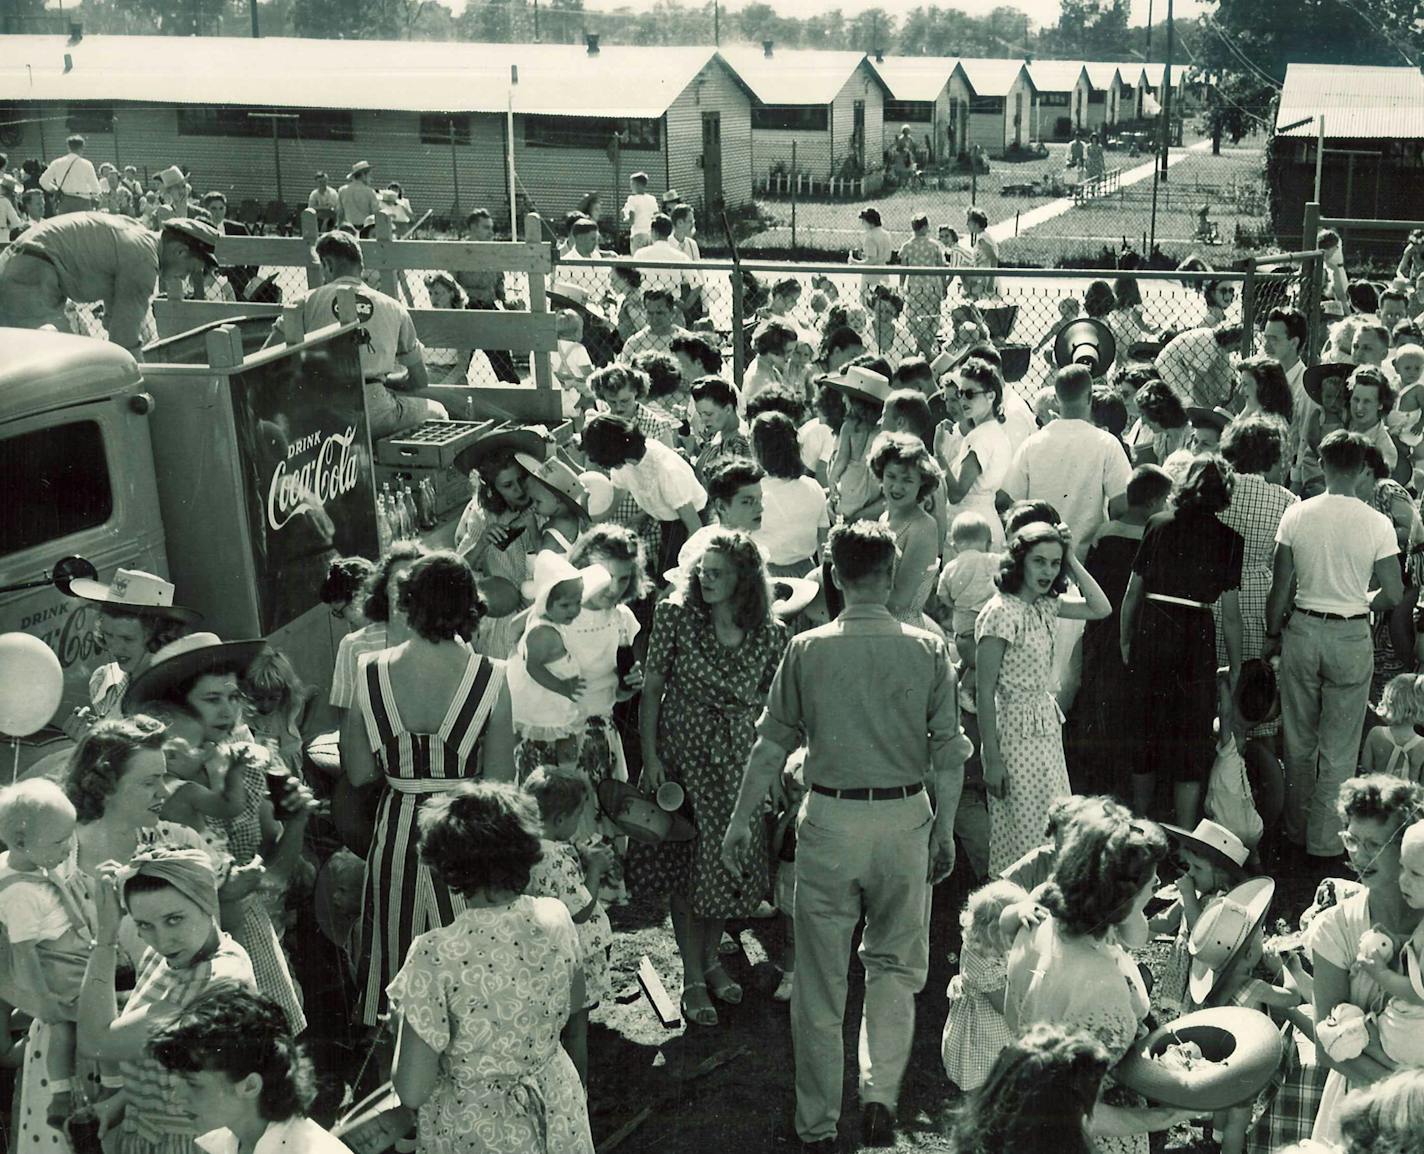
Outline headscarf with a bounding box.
[119,847,220,921]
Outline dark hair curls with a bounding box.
[361,540,429,624]
[996,523,1072,598]
[66,716,169,823]
[397,552,484,642]
[417,781,544,898]
[1041,803,1167,938]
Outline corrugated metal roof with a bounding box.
[718,47,882,106]
[1081,61,1123,90]
[1026,60,1085,94]
[1276,62,1424,139]
[953,58,1033,98]
[0,35,734,118]
[868,56,957,102]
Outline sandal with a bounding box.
[704,962,744,1005]
[681,982,718,1027]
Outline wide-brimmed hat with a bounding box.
[1303,361,1354,407]
[596,779,694,845]
[1162,818,1251,877]
[155,165,188,191]
[66,569,202,625]
[660,188,681,204]
[1117,1006,1284,1111]
[771,577,818,619]
[1186,405,1234,435]
[1053,317,1117,377]
[1234,658,1279,728]
[454,424,554,475]
[821,365,892,407]
[1188,877,1276,1005]
[161,218,221,268]
[347,160,372,179]
[123,632,266,713]
[513,452,597,517]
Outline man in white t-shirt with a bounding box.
[1265,429,1403,861]
[39,135,101,214]
[997,364,1131,556]
[622,172,659,253]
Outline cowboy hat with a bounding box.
[453,423,554,475]
[821,365,892,407]
[1053,317,1117,377]
[1188,877,1276,1005]
[771,577,818,619]
[1185,405,1234,434]
[513,452,593,517]
[123,632,266,713]
[596,779,694,845]
[66,569,202,625]
[160,218,221,268]
[1234,658,1279,728]
[660,188,681,204]
[1117,1006,1284,1111]
[1303,361,1354,407]
[1161,819,1251,877]
[347,160,372,179]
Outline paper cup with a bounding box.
[656,781,685,812]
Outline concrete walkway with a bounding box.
[987,138,1217,245]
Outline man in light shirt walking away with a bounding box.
[39,135,101,214]
[1265,429,1403,865]
[338,161,381,228]
[724,521,969,1152]
[853,207,895,302]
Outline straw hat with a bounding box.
[67,568,202,625]
[1302,361,1354,407]
[821,365,892,407]
[123,632,265,713]
[1185,405,1234,435]
[1161,818,1251,877]
[454,424,554,474]
[1117,1006,1284,1111]
[1188,877,1276,1005]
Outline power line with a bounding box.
[1335,0,1419,67]
[1202,16,1282,90]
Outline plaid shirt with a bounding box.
[610,404,682,564]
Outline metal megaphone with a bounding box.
[1053,318,1118,378]
[0,557,98,597]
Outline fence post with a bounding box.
[373,212,400,301]
[1303,252,1325,368]
[1240,257,1257,357]
[791,141,798,250]
[301,209,323,290]
[730,265,746,392]
[1302,201,1320,256]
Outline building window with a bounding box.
[1038,93,1070,107]
[1088,91,1106,105]
[523,115,661,151]
[751,105,830,132]
[1121,83,1135,95]
[3,421,113,556]
[968,96,1004,115]
[885,100,934,123]
[66,104,114,134]
[420,114,472,145]
[176,107,354,142]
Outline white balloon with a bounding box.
[0,633,64,738]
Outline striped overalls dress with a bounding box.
[355,648,506,1025]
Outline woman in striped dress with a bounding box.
[341,553,516,1026]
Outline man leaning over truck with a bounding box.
[0,213,219,356]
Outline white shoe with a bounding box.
[718,931,739,956]
[774,970,795,1002]
[750,899,777,919]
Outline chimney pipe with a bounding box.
[874,47,884,63]
[63,53,73,73]
[68,22,83,44]
[585,33,600,56]
[763,40,774,58]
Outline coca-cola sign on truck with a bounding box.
[230,331,377,633]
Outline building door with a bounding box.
[852,100,866,170]
[701,112,723,214]
[1013,92,1023,147]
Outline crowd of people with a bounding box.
[11,139,1424,1154]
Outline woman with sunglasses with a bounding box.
[1202,278,1237,327]
[1307,774,1424,1146]
[942,357,1011,547]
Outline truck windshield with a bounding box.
[2,421,114,556]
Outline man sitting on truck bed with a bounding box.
[0,213,219,356]
[268,230,445,439]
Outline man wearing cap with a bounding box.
[1265,429,1403,865]
[0,212,218,355]
[270,230,443,438]
[308,172,340,231]
[39,134,101,214]
[621,172,658,253]
[723,520,969,1152]
[338,161,381,229]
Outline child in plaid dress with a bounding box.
[523,768,614,1088]
[941,878,1028,1092]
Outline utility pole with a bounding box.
[247,112,297,202]
[249,0,258,37]
[1146,0,1154,58]
[533,0,540,41]
[714,0,719,46]
[1160,0,1174,183]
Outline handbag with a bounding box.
[1204,735,1263,850]
[331,1084,415,1154]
